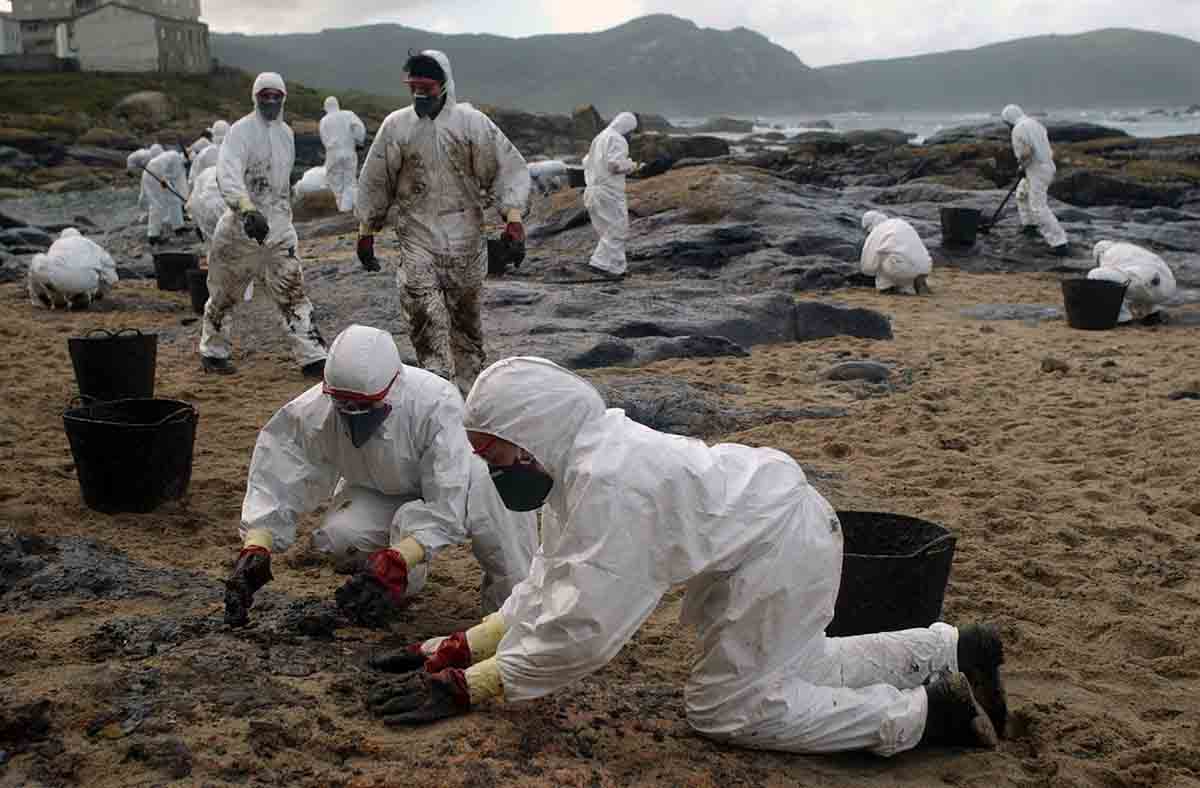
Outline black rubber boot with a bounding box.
[1140,311,1167,327]
[957,623,1008,738]
[201,355,237,375]
[1051,242,1071,257]
[920,670,999,749]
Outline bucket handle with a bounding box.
[153,406,196,427]
[83,328,145,339]
[917,532,956,557]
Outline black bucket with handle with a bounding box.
[940,207,983,247]
[187,268,209,314]
[567,167,586,188]
[67,328,157,402]
[63,398,199,514]
[153,252,199,291]
[1061,279,1128,330]
[827,511,957,637]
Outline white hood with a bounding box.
[464,357,606,478]
[323,324,403,398]
[1001,104,1025,125]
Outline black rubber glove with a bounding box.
[369,646,428,674]
[357,235,380,272]
[224,546,273,627]
[242,209,269,245]
[367,669,470,725]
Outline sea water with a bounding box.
[669,107,1200,144]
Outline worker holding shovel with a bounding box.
[140,147,190,246]
[999,105,1069,256]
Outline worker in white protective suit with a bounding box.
[141,147,188,245]
[27,228,118,310]
[860,211,933,295]
[356,50,530,398]
[200,72,328,378]
[223,325,537,630]
[1001,104,1069,256]
[1087,241,1178,326]
[189,120,229,187]
[187,167,224,244]
[130,143,163,209]
[365,357,1010,755]
[528,160,568,196]
[547,112,639,283]
[319,96,367,212]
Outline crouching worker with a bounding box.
[365,357,1009,756]
[861,210,933,295]
[223,325,537,629]
[1087,241,1178,326]
[28,228,118,310]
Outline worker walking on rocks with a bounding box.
[320,96,366,212]
[367,357,1009,757]
[1001,104,1069,257]
[860,210,933,294]
[200,72,327,378]
[223,325,537,630]
[547,113,640,283]
[28,228,118,310]
[141,146,189,245]
[356,50,530,398]
[1087,241,1178,325]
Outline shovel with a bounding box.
[977,173,1023,234]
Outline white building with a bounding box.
[10,0,207,70]
[0,13,24,55]
[71,3,209,73]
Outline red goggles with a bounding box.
[405,77,443,97]
[323,371,399,413]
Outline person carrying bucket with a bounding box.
[1001,105,1069,257]
[224,325,537,632]
[363,356,1009,758]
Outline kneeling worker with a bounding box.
[861,210,933,294]
[223,325,538,628]
[367,357,1008,757]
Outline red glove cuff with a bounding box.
[502,222,525,243]
[237,546,270,560]
[431,668,472,711]
[367,549,409,603]
[424,630,472,673]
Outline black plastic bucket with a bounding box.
[187,268,209,314]
[63,398,199,514]
[153,252,199,291]
[940,207,982,246]
[1061,279,1128,330]
[567,167,586,188]
[67,328,157,402]
[486,238,516,277]
[827,511,957,637]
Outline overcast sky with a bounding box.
[3,1,1197,66]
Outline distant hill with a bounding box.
[210,14,832,116]
[820,28,1200,111]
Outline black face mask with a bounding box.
[413,94,445,120]
[490,462,553,512]
[341,404,391,448]
[257,98,284,122]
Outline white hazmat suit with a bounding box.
[239,327,537,613]
[189,120,228,187]
[459,357,969,756]
[319,96,366,212]
[200,72,327,372]
[1087,241,1177,323]
[131,143,163,208]
[141,149,189,241]
[861,211,933,294]
[28,228,118,309]
[186,167,224,244]
[583,112,639,276]
[528,160,568,196]
[357,50,530,397]
[1001,105,1067,249]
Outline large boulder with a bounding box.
[629,133,731,165]
[634,113,674,132]
[1050,170,1189,209]
[65,147,128,168]
[843,129,916,147]
[925,121,1130,146]
[572,105,606,140]
[77,128,138,150]
[0,226,53,250]
[482,107,577,157]
[114,91,177,127]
